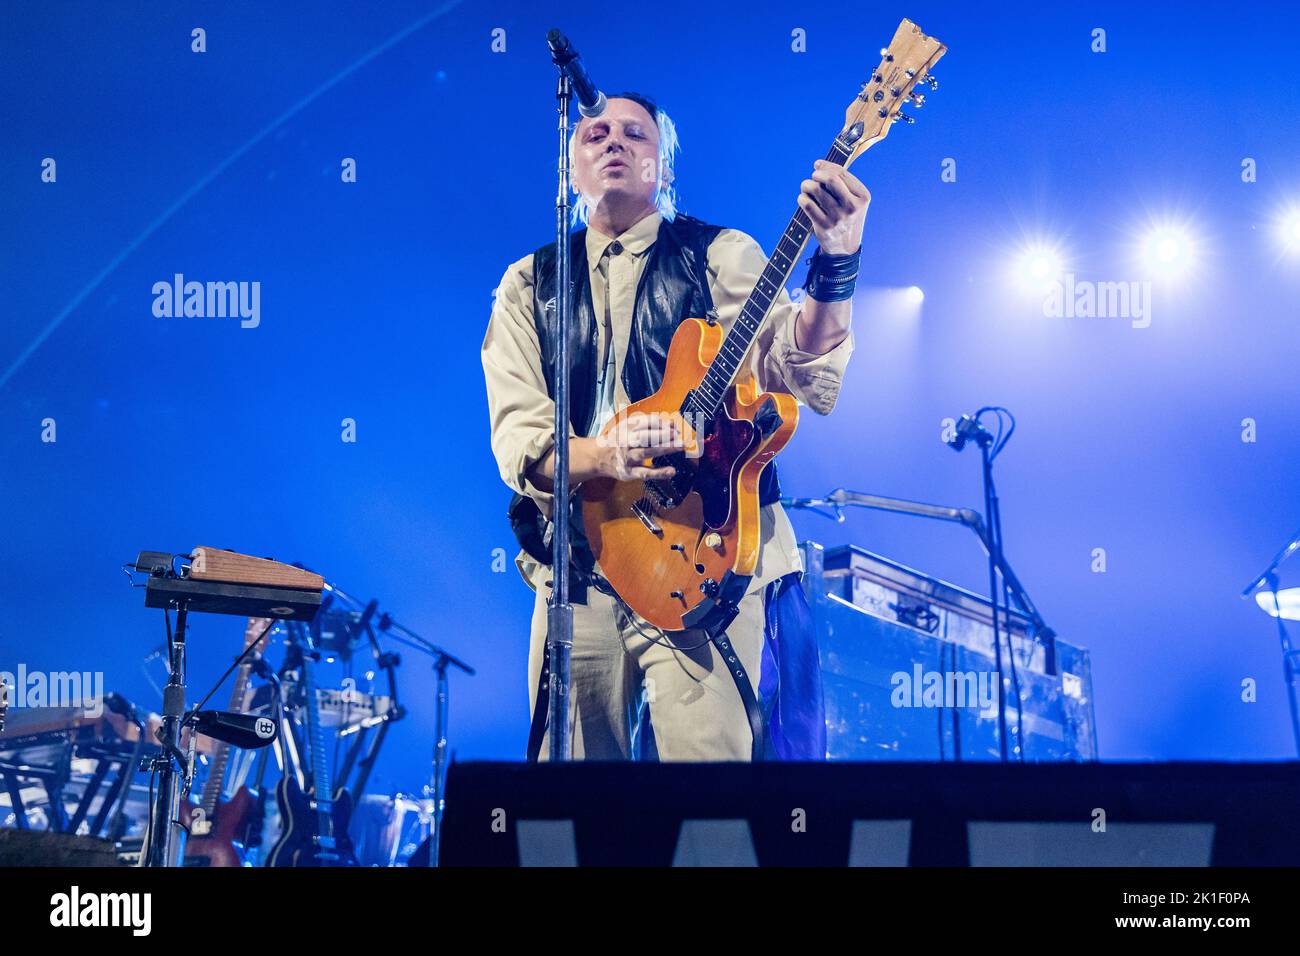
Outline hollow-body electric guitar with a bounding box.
[266,630,357,867]
[581,18,946,632]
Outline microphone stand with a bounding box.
[545,47,577,762]
[1240,525,1300,757]
[377,614,474,866]
[977,431,1011,761]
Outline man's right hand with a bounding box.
[525,411,685,498]
[595,411,681,481]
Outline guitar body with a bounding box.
[266,776,357,867]
[582,317,799,632]
[181,787,257,868]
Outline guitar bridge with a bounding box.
[630,499,662,535]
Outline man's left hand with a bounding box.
[798,159,870,256]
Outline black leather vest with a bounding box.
[529,213,781,506]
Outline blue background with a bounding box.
[3,1,1299,798]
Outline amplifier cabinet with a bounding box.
[800,542,1097,761]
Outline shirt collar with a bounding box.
[586,209,662,261]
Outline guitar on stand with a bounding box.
[180,617,271,867]
[266,625,357,867]
[132,546,323,867]
[581,18,946,633]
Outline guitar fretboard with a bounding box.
[681,133,856,423]
[198,619,265,817]
[298,638,335,842]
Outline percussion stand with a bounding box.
[143,604,191,867]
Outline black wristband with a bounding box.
[804,246,861,303]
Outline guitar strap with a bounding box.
[707,626,767,763]
[525,649,551,763]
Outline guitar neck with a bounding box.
[299,644,335,824]
[198,619,265,816]
[685,134,855,421]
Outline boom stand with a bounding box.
[378,614,474,866]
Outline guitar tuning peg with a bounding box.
[895,112,916,125]
[921,73,939,91]
[907,92,926,107]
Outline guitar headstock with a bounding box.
[839,18,947,166]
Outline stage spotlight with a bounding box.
[905,285,925,304]
[1140,224,1197,276]
[1277,206,1300,253]
[1012,244,1065,294]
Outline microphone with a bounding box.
[547,29,606,118]
[188,710,278,750]
[947,413,992,452]
[103,692,141,724]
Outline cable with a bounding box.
[189,619,276,717]
[988,470,1027,762]
[989,407,1017,461]
[972,405,1026,761]
[140,764,158,865]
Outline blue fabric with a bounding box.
[760,572,827,760]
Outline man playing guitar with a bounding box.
[481,91,867,761]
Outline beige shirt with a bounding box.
[482,209,854,596]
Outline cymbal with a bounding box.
[1254,588,1300,621]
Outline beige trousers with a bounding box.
[528,576,766,761]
